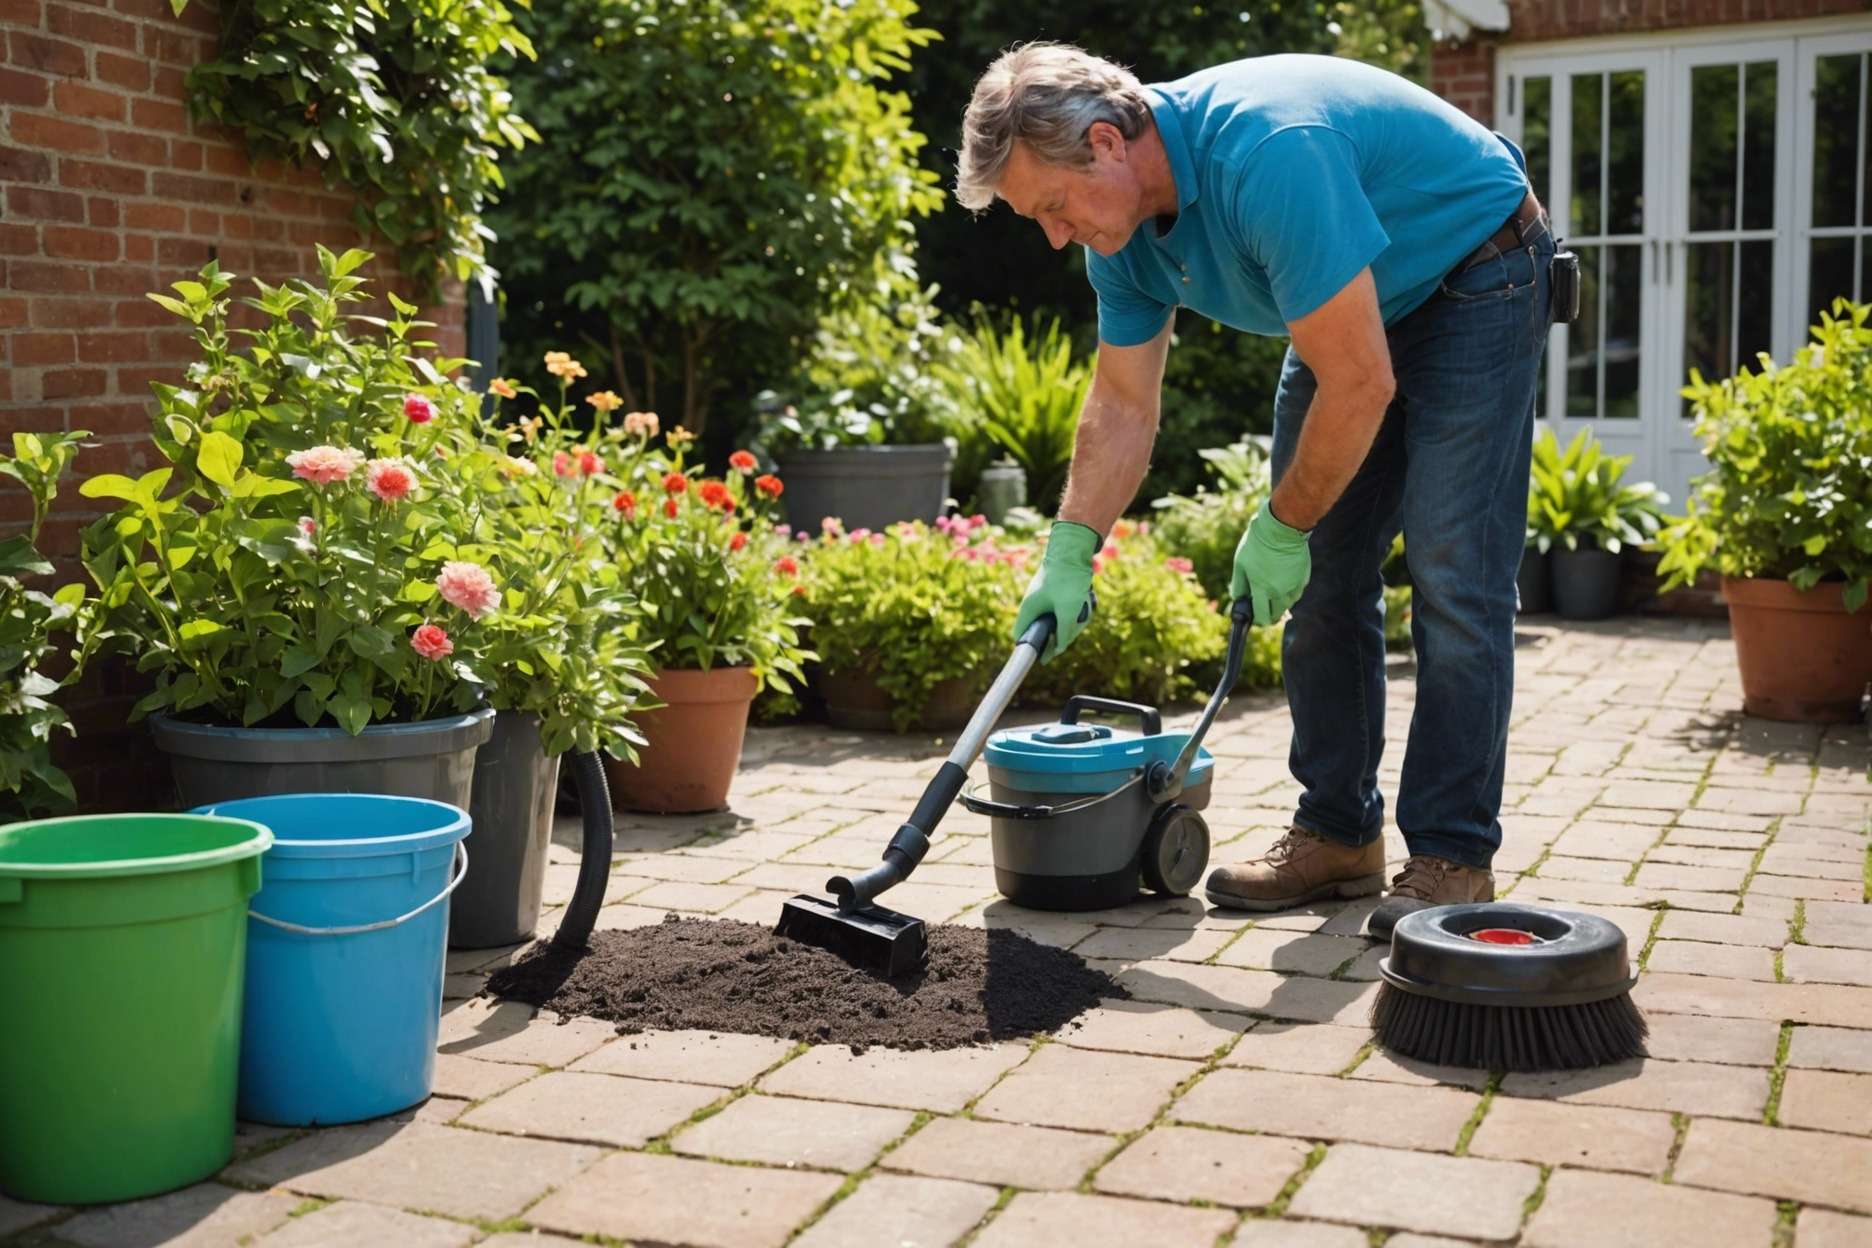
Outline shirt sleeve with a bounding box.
[1230,126,1390,324]
[1086,247,1173,347]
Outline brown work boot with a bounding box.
[1366,854,1496,940]
[1204,825,1385,912]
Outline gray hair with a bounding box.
[955,43,1152,212]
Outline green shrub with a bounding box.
[488,0,942,440]
[1148,438,1272,601]
[933,313,1092,514]
[793,515,1022,732]
[1659,300,1872,608]
[1527,428,1668,554]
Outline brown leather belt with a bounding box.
[1452,190,1545,275]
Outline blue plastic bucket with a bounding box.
[191,794,471,1127]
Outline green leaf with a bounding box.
[0,535,52,578]
[279,645,321,678]
[196,430,243,490]
[177,619,224,644]
[79,473,139,502]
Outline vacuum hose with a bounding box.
[552,749,615,950]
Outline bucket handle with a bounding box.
[958,770,1143,821]
[248,842,468,937]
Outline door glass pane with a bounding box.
[1809,238,1854,328]
[1567,245,1601,417]
[1524,76,1552,207]
[1862,239,1870,304]
[1736,240,1774,374]
[1812,54,1863,228]
[1742,61,1777,230]
[1608,70,1646,233]
[1689,64,1739,231]
[1572,73,1603,236]
[1686,241,1736,384]
[1605,245,1642,418]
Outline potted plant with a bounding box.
[1526,428,1667,621]
[80,249,503,809]
[755,285,959,535]
[601,419,811,813]
[1658,300,1872,721]
[793,515,1024,732]
[1,430,94,820]
[934,313,1092,516]
[449,361,655,947]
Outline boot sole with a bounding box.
[1205,872,1385,913]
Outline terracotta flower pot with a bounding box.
[1721,576,1872,723]
[818,666,976,733]
[604,666,759,813]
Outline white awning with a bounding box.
[1424,0,1511,42]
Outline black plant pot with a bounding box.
[1551,548,1622,621]
[777,444,953,535]
[1516,548,1551,615]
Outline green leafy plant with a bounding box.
[474,368,654,759]
[934,313,1092,514]
[1,430,94,817]
[1026,525,1259,707]
[1658,300,1872,608]
[1527,428,1668,554]
[81,248,518,734]
[793,514,1023,732]
[600,411,811,690]
[1149,437,1272,601]
[489,0,943,437]
[175,0,537,299]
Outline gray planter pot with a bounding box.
[1551,548,1622,621]
[977,461,1028,525]
[151,708,495,811]
[454,711,561,949]
[777,443,953,535]
[1517,547,1551,614]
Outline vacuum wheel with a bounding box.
[1141,804,1209,896]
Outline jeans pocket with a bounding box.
[1439,250,1536,304]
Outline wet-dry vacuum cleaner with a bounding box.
[776,599,1255,973]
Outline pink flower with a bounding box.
[364,457,415,503]
[624,411,659,439]
[286,444,363,486]
[578,450,603,476]
[820,516,842,535]
[795,530,809,543]
[848,528,872,544]
[435,561,500,618]
[410,622,453,660]
[1102,542,1121,560]
[969,514,988,531]
[404,393,434,424]
[1092,555,1107,575]
[1165,556,1194,574]
[297,516,317,536]
[553,451,574,478]
[775,524,791,538]
[869,532,885,547]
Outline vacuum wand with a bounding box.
[827,613,1055,911]
[1146,597,1255,804]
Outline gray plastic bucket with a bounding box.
[150,708,494,811]
[454,711,560,949]
[777,443,953,534]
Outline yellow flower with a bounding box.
[667,425,696,447]
[544,351,587,380]
[498,456,538,479]
[518,414,543,444]
[586,390,624,413]
[489,378,517,399]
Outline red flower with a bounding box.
[729,531,748,552]
[774,555,799,576]
[698,479,732,510]
[729,450,758,473]
[403,393,434,424]
[664,497,679,518]
[578,450,603,476]
[553,451,574,478]
[663,472,689,496]
[754,474,783,499]
[613,490,636,516]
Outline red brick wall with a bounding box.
[0,0,468,811]
[1430,0,1871,123]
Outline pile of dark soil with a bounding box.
[483,916,1125,1051]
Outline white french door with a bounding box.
[1500,19,1872,509]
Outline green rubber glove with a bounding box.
[1231,498,1312,625]
[1014,520,1100,663]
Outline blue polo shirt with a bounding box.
[1088,55,1531,346]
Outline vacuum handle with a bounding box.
[829,610,1057,911]
[1148,597,1255,803]
[1061,695,1162,736]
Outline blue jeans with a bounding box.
[1270,224,1555,869]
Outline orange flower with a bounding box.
[664,497,679,518]
[586,390,623,414]
[774,555,799,576]
[544,351,587,380]
[754,474,783,499]
[698,480,731,510]
[729,450,757,473]
[613,490,636,516]
[578,450,603,476]
[729,531,748,552]
[488,378,517,399]
[663,472,689,496]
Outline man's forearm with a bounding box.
[1056,386,1159,538]
[1269,375,1393,531]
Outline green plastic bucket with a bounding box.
[0,813,272,1205]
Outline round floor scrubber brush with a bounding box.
[1371,903,1647,1072]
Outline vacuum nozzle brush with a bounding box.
[774,893,929,978]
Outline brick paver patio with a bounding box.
[3,618,1869,1246]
